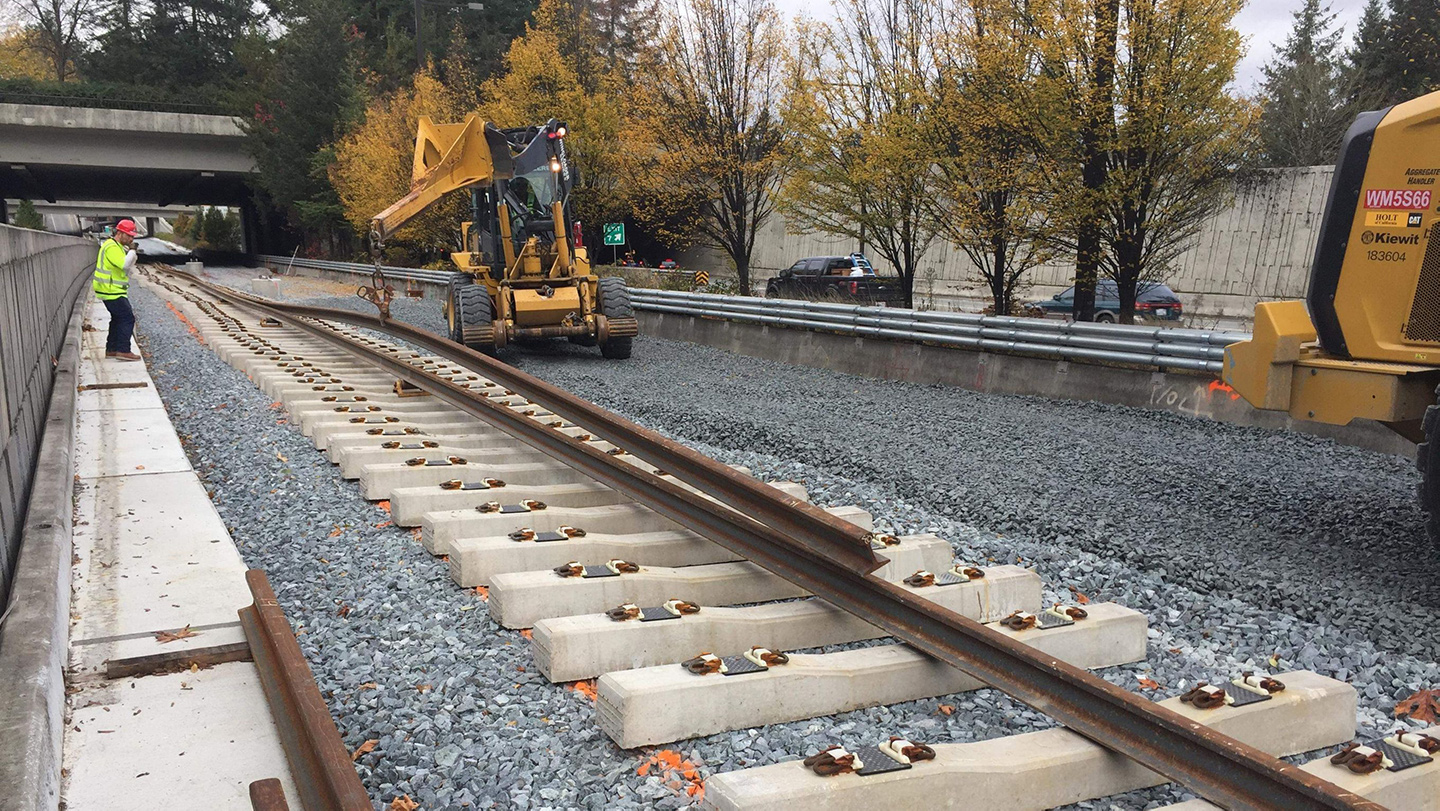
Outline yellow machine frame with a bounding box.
[1224,91,1440,442]
[370,115,636,352]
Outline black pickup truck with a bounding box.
[763,255,906,305]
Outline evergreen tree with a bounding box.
[1377,0,1440,100]
[83,0,259,93]
[201,206,229,248]
[242,0,361,248]
[1258,0,1351,166]
[14,199,44,230]
[1346,0,1389,106]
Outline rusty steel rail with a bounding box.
[160,268,1374,810]
[239,569,371,811]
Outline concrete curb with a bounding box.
[0,294,85,811]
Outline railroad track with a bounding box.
[140,265,1439,810]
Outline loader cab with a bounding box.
[493,120,576,274]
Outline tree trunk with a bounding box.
[1073,0,1120,322]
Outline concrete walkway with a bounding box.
[61,299,300,809]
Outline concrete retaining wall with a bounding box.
[0,225,93,605]
[638,310,1415,458]
[679,166,1334,324]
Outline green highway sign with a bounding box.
[603,222,625,246]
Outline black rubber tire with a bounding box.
[447,275,472,345]
[453,283,497,355]
[569,334,598,347]
[1094,311,1116,324]
[598,276,633,359]
[1417,386,1440,547]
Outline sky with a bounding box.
[770,0,1373,93]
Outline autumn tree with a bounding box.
[1257,0,1351,166]
[1101,0,1255,323]
[930,0,1056,316]
[0,26,53,79]
[624,0,788,293]
[480,1,626,248]
[331,41,483,264]
[12,0,98,81]
[780,0,940,307]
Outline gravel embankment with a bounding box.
[134,268,1439,809]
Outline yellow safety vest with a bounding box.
[93,238,128,300]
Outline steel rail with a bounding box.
[238,569,371,811]
[158,268,1374,810]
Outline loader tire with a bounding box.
[452,283,497,355]
[446,275,472,345]
[1418,387,1440,548]
[598,276,634,359]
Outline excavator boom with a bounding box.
[369,115,515,242]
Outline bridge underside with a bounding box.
[0,164,250,208]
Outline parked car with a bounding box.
[1027,280,1183,323]
[764,254,906,305]
[659,258,678,270]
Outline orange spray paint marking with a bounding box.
[1207,379,1241,401]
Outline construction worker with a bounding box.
[94,219,140,361]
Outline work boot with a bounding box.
[112,352,141,362]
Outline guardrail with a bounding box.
[630,289,1246,374]
[253,255,1246,374]
[258,254,457,286]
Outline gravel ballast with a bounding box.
[133,269,1439,809]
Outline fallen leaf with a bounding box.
[568,679,597,701]
[388,796,418,811]
[416,684,432,693]
[351,739,378,761]
[269,402,283,409]
[328,526,343,538]
[1168,648,1182,654]
[1267,653,1281,668]
[154,625,198,643]
[1138,676,1161,690]
[519,629,533,640]
[377,500,391,514]
[410,528,422,542]
[276,453,288,462]
[474,586,489,601]
[375,520,393,529]
[1395,689,1440,723]
[1067,586,1091,605]
[337,604,351,618]
[135,465,146,471]
[937,704,955,716]
[358,682,378,691]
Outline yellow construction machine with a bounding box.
[368,116,637,358]
[1225,89,1440,541]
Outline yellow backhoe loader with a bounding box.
[369,115,637,358]
[1224,89,1440,543]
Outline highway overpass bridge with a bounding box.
[0,103,257,245]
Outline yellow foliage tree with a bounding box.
[929,0,1058,316]
[330,34,482,264]
[480,1,626,245]
[623,0,788,293]
[0,26,55,80]
[780,0,941,308]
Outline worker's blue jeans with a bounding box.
[102,296,135,354]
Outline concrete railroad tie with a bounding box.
[531,564,1039,682]
[485,531,952,628]
[700,671,1356,811]
[596,601,1147,747]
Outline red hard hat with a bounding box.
[115,219,138,236]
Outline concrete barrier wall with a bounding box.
[0,225,93,604]
[679,166,1334,324]
[638,310,1414,458]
